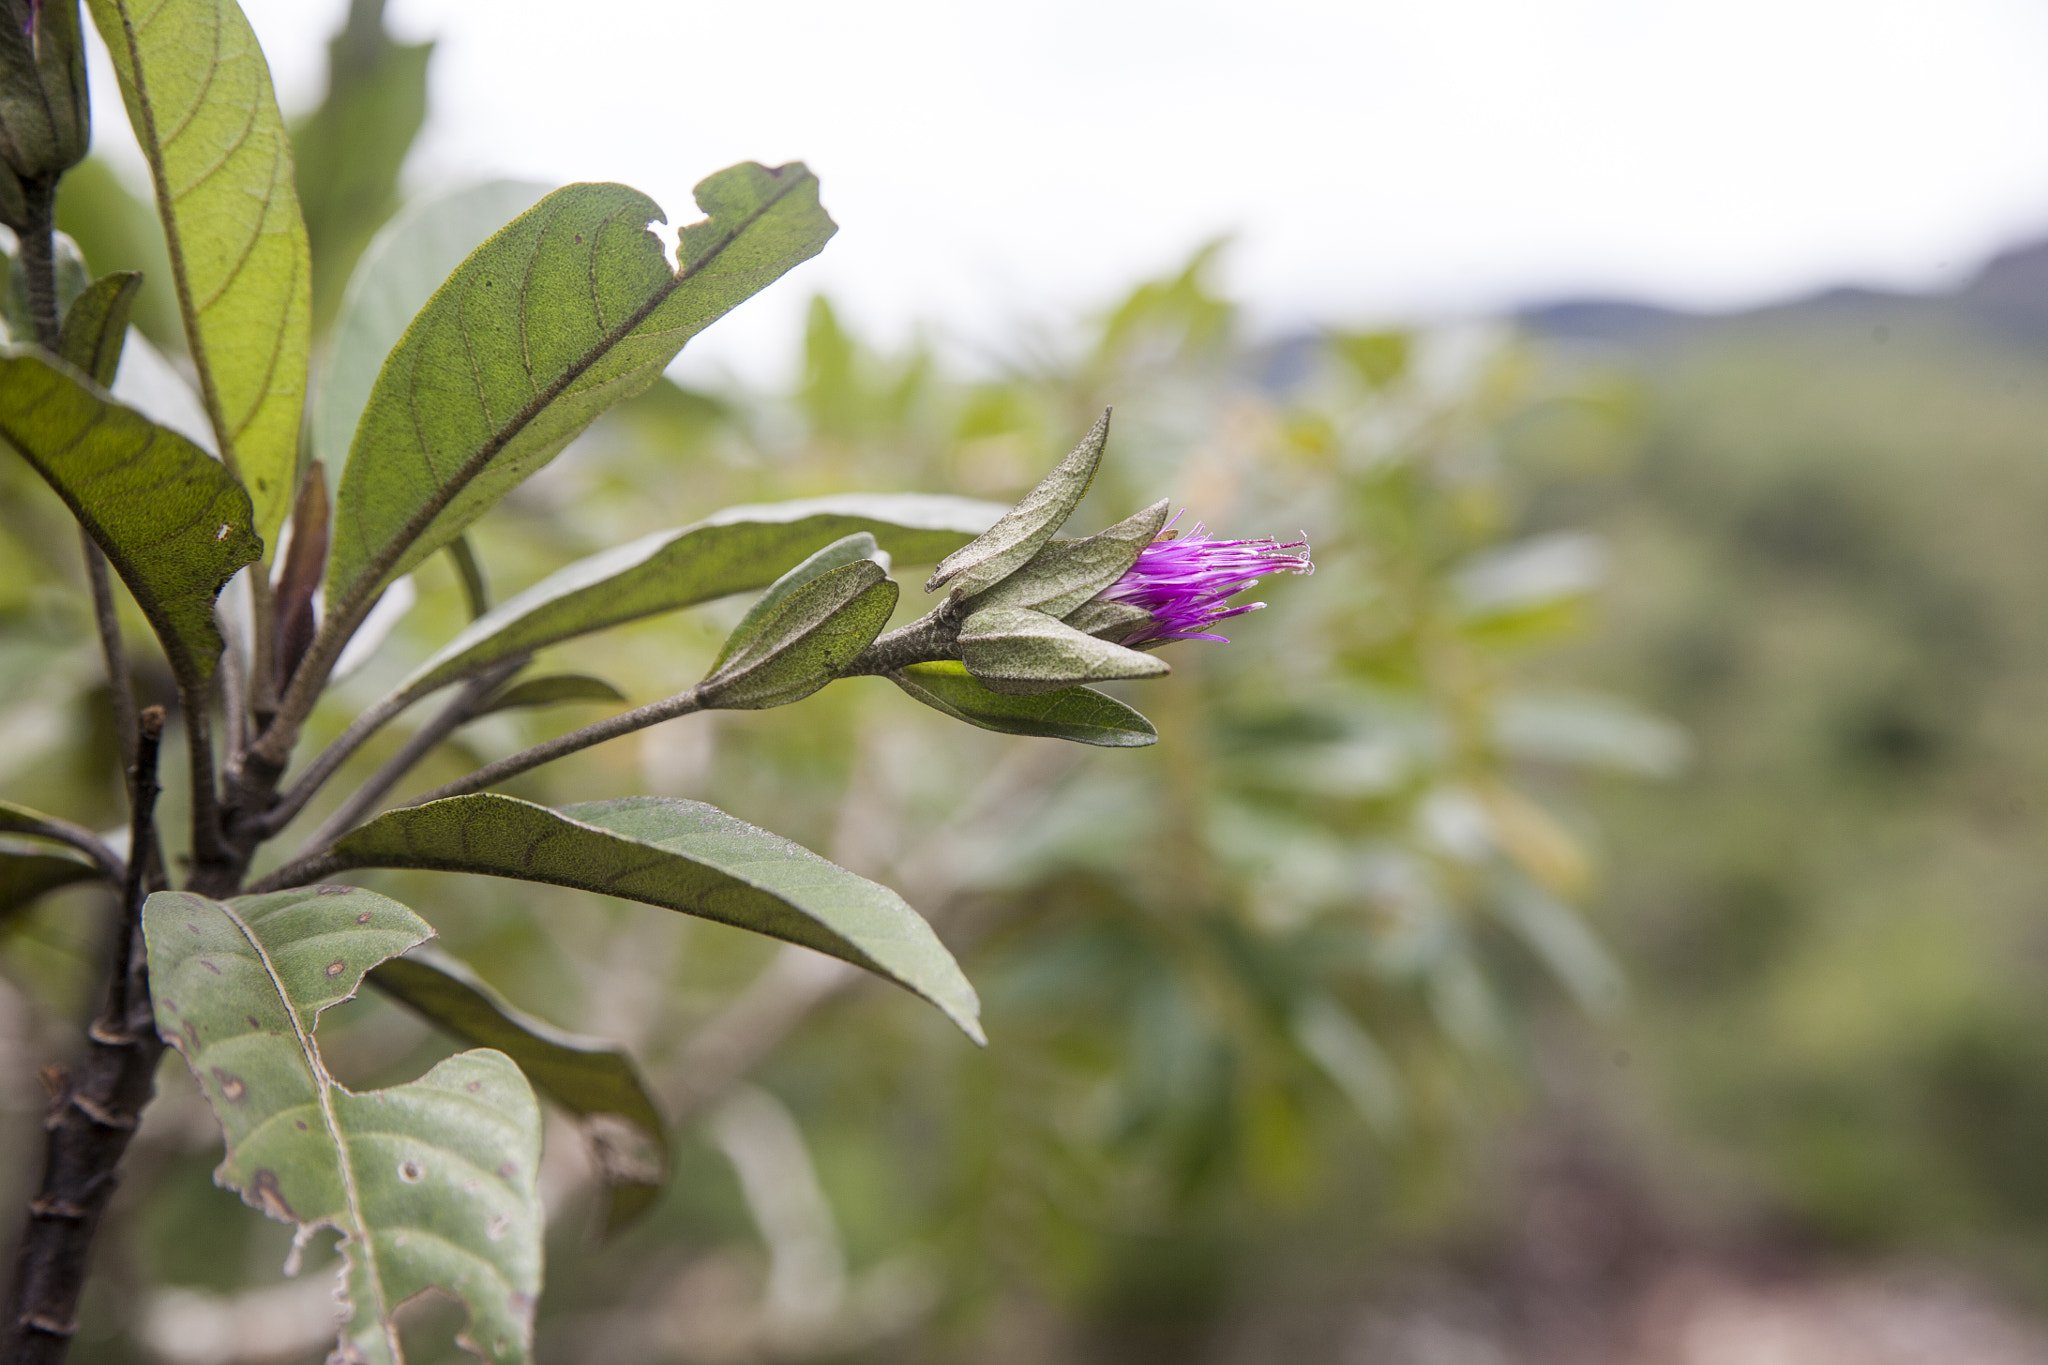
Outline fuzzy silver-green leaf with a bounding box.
[893,662,1158,747]
[925,409,1111,598]
[700,559,898,710]
[964,497,1170,617]
[958,605,1169,696]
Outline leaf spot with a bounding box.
[215,523,230,541]
[487,1213,510,1241]
[398,1159,424,1184]
[463,1178,480,1193]
[185,922,200,935]
[212,1068,246,1103]
[325,959,346,978]
[465,1081,481,1093]
[497,1161,517,1179]
[316,885,349,895]
[200,959,221,975]
[251,1169,296,1221]
[245,1014,260,1029]
[356,911,371,924]
[295,1119,308,1130]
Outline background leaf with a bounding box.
[0,838,103,921]
[144,884,543,1365]
[892,661,1158,746]
[396,494,1001,699]
[318,794,984,1043]
[290,0,434,331]
[370,949,668,1231]
[88,0,314,543]
[0,352,261,686]
[326,165,835,619]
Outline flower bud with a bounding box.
[0,0,90,222]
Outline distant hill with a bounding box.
[1521,238,2048,349]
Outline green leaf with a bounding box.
[964,497,1169,617]
[320,794,983,1043]
[699,559,897,710]
[326,165,836,621]
[88,0,314,544]
[313,179,550,480]
[0,351,262,686]
[369,949,668,1232]
[57,271,142,385]
[470,674,625,720]
[144,885,543,1365]
[958,606,1168,696]
[0,838,103,921]
[712,532,884,670]
[397,494,999,699]
[290,0,435,331]
[893,661,1158,746]
[926,409,1111,599]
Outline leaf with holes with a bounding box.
[326,165,835,626]
[370,949,667,1232]
[396,493,1000,701]
[311,794,983,1043]
[144,885,543,1365]
[0,352,262,687]
[87,0,314,543]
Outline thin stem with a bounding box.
[179,680,230,888]
[256,687,422,838]
[4,708,168,1363]
[409,686,706,807]
[83,537,139,777]
[297,664,519,854]
[218,604,249,774]
[15,174,62,349]
[446,535,490,619]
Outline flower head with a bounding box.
[1096,514,1312,646]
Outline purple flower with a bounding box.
[1095,514,1312,646]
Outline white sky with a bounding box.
[93,0,2048,379]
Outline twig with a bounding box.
[81,537,139,777]
[3,708,168,1363]
[296,663,521,855]
[406,686,708,807]
[256,689,420,838]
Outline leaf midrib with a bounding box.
[216,899,399,1361]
